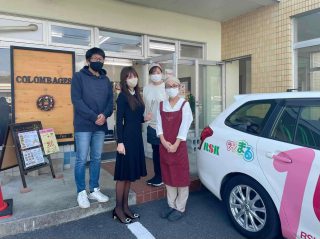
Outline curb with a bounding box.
[0,193,136,238]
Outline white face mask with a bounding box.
[166,88,179,98]
[150,74,162,83]
[127,77,138,88]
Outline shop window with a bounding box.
[295,11,320,42]
[294,11,320,91]
[99,31,142,56]
[297,45,320,91]
[75,54,86,71]
[0,48,12,146]
[50,25,91,47]
[148,39,176,56]
[0,17,43,42]
[180,43,203,59]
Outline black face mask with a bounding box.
[89,61,103,72]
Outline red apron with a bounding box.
[159,100,190,187]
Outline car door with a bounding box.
[256,99,320,239]
[198,99,277,198]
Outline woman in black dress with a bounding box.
[113,67,151,224]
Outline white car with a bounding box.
[197,92,320,239]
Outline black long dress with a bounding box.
[114,92,147,181]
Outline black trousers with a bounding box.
[152,144,161,179]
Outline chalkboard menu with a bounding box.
[0,121,56,189]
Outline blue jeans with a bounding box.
[74,131,105,193]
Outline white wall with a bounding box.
[0,0,221,61]
[226,60,239,107]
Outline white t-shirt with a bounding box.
[143,82,167,128]
[156,98,193,141]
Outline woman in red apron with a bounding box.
[156,76,193,221]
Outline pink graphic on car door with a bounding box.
[314,176,320,222]
[273,148,315,239]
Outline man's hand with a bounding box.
[95,114,106,125]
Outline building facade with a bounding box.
[222,0,320,93]
[1,0,320,176]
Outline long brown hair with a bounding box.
[120,66,144,111]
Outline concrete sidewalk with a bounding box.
[0,154,201,238]
[0,162,135,238]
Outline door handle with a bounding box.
[266,152,292,163]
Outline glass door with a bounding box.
[134,53,177,158]
[135,55,223,176]
[197,61,223,133]
[177,59,223,175]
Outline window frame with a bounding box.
[293,10,320,90]
[98,29,145,59]
[48,21,94,49]
[0,14,46,45]
[179,41,205,60]
[147,36,178,57]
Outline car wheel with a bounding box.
[223,175,280,239]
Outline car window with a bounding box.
[225,101,274,135]
[294,106,320,150]
[270,106,299,143]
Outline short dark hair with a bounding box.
[85,47,105,60]
[149,66,162,75]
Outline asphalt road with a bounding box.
[4,189,246,239]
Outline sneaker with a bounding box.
[88,188,109,203]
[160,206,175,219]
[167,209,184,221]
[77,190,90,209]
[146,177,164,187]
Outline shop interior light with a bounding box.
[104,59,132,66]
[0,83,11,90]
[99,36,110,45]
[149,42,175,52]
[51,31,63,38]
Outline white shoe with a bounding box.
[88,188,109,203]
[77,190,90,209]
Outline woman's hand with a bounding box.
[160,135,172,152]
[163,140,172,152]
[160,137,171,152]
[168,144,178,153]
[144,112,152,122]
[168,139,181,153]
[117,143,126,155]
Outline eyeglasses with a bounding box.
[90,57,104,62]
[165,85,179,89]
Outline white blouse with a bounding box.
[143,83,167,129]
[156,98,193,141]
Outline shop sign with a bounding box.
[11,46,75,143]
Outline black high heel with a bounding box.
[125,211,140,219]
[112,209,132,224]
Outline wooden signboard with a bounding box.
[11,46,75,144]
[0,127,17,171]
[0,121,56,189]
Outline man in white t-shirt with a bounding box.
[143,63,167,187]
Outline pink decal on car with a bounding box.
[314,176,320,222]
[273,148,315,239]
